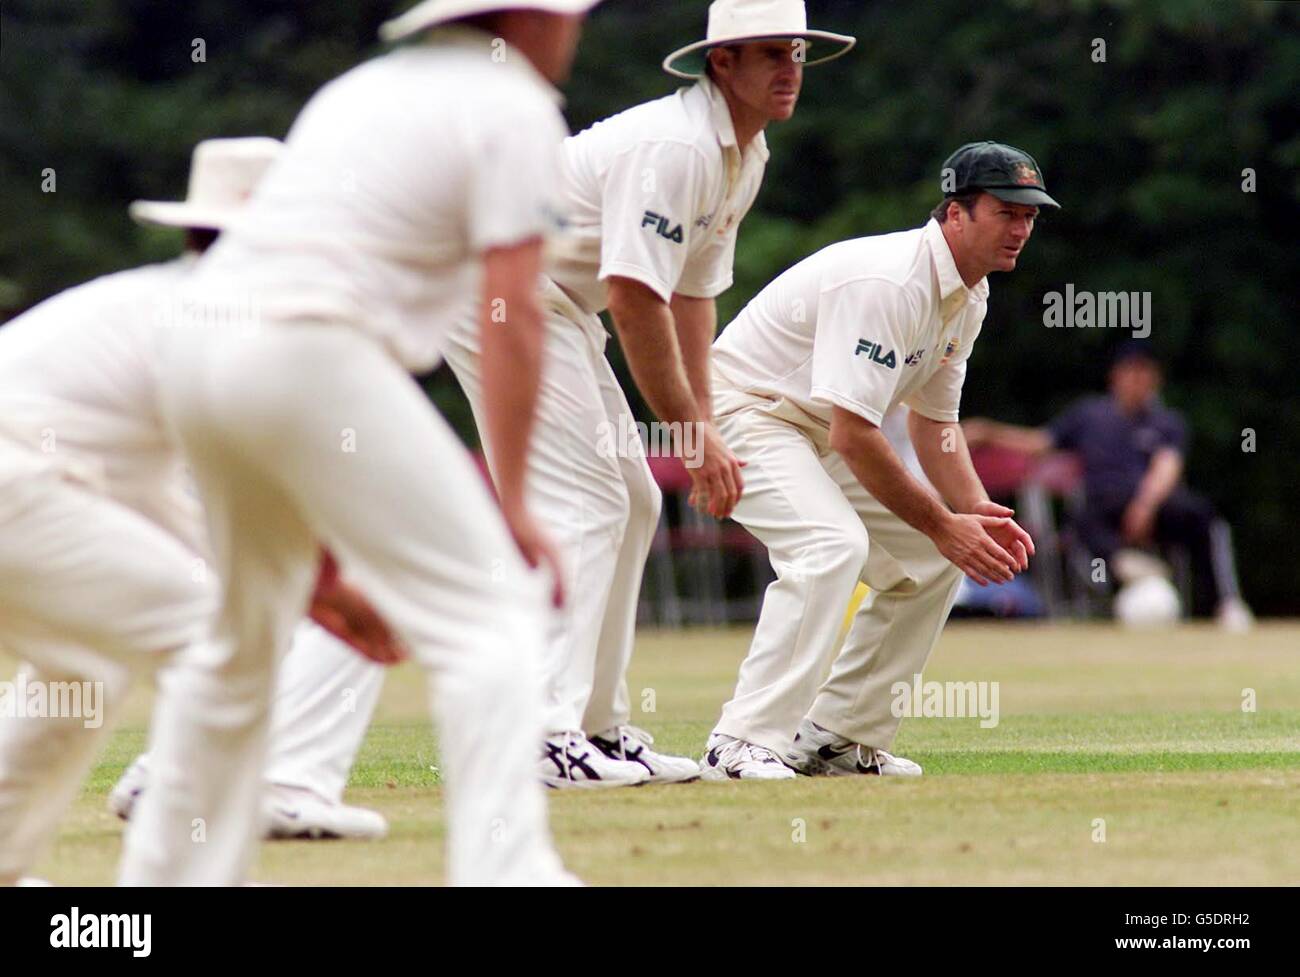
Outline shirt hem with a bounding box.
[598,262,674,305]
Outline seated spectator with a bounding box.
[963,341,1253,630]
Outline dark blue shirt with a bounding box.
[1047,395,1187,505]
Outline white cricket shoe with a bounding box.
[540,731,650,789]
[265,785,389,841]
[699,733,796,781]
[107,756,150,821]
[589,725,700,784]
[784,718,923,777]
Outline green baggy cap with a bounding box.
[941,141,1060,209]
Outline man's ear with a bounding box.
[707,46,734,79]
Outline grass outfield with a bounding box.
[12,621,1300,885]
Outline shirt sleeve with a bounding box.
[904,316,984,423]
[904,359,969,423]
[675,225,736,300]
[466,99,567,254]
[597,140,707,303]
[809,278,916,427]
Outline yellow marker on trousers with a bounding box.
[841,583,870,636]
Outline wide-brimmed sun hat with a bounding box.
[380,0,602,43]
[129,137,283,230]
[663,0,856,79]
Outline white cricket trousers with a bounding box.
[119,320,564,885]
[262,621,384,800]
[0,443,214,883]
[442,279,661,736]
[128,620,386,804]
[710,376,964,756]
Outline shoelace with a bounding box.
[598,725,655,761]
[621,725,655,746]
[855,745,880,772]
[739,741,784,766]
[856,746,903,772]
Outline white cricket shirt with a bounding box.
[547,75,769,321]
[712,219,989,427]
[191,27,569,373]
[0,258,205,550]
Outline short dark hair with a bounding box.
[458,12,506,33]
[1111,340,1161,370]
[931,191,984,223]
[184,227,220,253]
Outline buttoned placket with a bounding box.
[702,78,768,238]
[926,221,984,365]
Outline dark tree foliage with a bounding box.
[2,1,1297,610]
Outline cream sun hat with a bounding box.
[129,137,283,230]
[663,0,856,79]
[380,0,602,43]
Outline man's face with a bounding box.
[949,193,1038,275]
[1110,359,1161,411]
[711,41,804,121]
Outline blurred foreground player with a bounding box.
[118,0,599,885]
[91,147,393,843]
[0,139,394,883]
[702,143,1051,779]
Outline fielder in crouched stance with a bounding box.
[701,142,1055,780]
[442,0,855,788]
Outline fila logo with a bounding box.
[642,211,684,244]
[855,338,897,369]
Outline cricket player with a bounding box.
[117,0,597,886]
[0,138,395,884]
[23,139,396,845]
[700,142,1053,780]
[440,0,856,787]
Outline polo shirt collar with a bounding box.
[697,75,770,164]
[924,217,989,303]
[424,25,565,107]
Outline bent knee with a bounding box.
[785,527,870,582]
[626,466,663,527]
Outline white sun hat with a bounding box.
[129,137,283,231]
[663,0,856,79]
[380,0,602,43]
